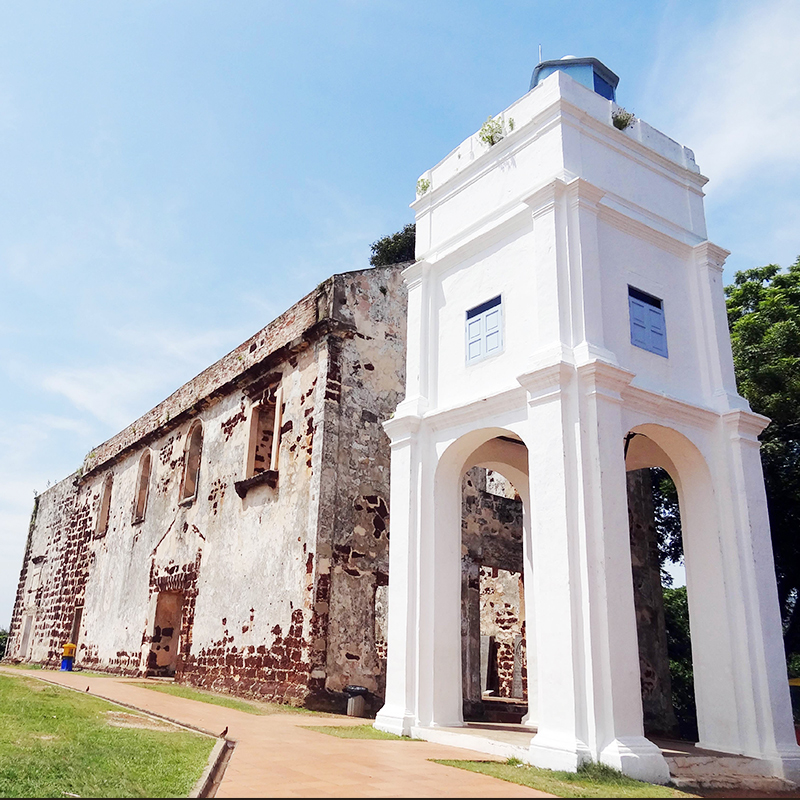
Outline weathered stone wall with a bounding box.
[479,565,525,699]
[315,265,408,698]
[460,467,526,711]
[6,475,87,666]
[6,262,408,709]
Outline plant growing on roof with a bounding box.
[612,107,635,130]
[478,116,515,147]
[416,177,431,196]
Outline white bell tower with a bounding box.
[375,58,800,784]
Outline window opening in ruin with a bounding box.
[19,614,34,660]
[626,445,696,741]
[236,383,284,497]
[132,449,152,523]
[466,295,503,365]
[147,592,184,677]
[180,421,203,503]
[461,464,527,723]
[70,605,83,646]
[245,383,283,478]
[628,286,668,357]
[96,474,113,536]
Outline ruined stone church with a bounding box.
[8,53,799,784]
[6,261,527,714]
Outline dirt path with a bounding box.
[0,667,551,798]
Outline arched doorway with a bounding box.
[461,464,529,722]
[625,424,733,750]
[431,429,534,729]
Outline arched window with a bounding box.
[180,421,203,503]
[96,474,113,536]
[132,449,152,523]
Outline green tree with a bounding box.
[662,587,697,740]
[369,223,416,267]
[726,256,800,657]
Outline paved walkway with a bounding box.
[1,667,551,798]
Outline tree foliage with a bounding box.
[726,256,800,656]
[652,468,682,585]
[369,223,416,267]
[662,587,698,740]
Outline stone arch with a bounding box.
[428,427,530,727]
[96,473,113,535]
[132,449,152,523]
[180,421,204,503]
[624,422,733,748]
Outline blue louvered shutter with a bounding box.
[466,296,503,364]
[647,304,668,357]
[484,306,502,356]
[629,296,649,349]
[467,316,484,362]
[628,287,668,357]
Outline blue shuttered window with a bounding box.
[628,287,668,357]
[466,295,503,364]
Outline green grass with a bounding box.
[129,681,327,716]
[3,663,119,678]
[0,673,214,798]
[433,758,697,798]
[302,723,412,740]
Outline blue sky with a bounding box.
[1,0,798,625]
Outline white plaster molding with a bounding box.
[421,383,527,433]
[597,203,696,259]
[564,176,606,210]
[374,709,416,737]
[694,241,731,273]
[410,109,563,213]
[722,409,771,442]
[523,176,569,217]
[576,360,635,403]
[528,731,593,772]
[421,202,533,275]
[600,737,671,784]
[621,384,720,430]
[557,97,709,191]
[383,412,422,443]
[517,361,574,404]
[401,260,428,288]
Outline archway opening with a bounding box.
[626,429,701,742]
[458,436,530,724]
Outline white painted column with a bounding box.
[520,361,669,783]
[374,415,422,736]
[576,361,669,783]
[717,411,800,781]
[429,447,465,728]
[521,362,592,771]
[521,491,539,728]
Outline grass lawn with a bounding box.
[433,758,698,798]
[302,723,412,740]
[0,673,214,798]
[3,663,115,678]
[129,681,327,716]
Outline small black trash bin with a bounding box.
[344,685,369,717]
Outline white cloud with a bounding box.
[39,321,247,430]
[647,1,800,196]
